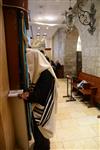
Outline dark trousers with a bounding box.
[31,116,50,150]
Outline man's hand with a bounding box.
[19,92,29,100]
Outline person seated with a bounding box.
[50,60,56,73]
[40,50,50,62]
[55,60,62,69]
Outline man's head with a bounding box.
[26,49,52,83]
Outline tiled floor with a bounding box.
[50,79,100,150]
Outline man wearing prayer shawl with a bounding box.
[20,49,58,150]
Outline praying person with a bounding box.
[19,49,58,150]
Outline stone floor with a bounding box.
[50,79,100,150]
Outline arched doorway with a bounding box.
[52,26,82,77]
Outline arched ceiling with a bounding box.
[28,0,77,39]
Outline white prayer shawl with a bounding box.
[26,48,58,139]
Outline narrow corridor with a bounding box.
[50,79,100,150]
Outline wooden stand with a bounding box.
[63,75,76,102]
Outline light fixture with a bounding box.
[64,0,75,31]
[36,15,57,22]
[64,0,96,35]
[36,32,47,40]
[37,26,41,30]
[34,22,58,26]
[46,26,49,30]
[36,32,40,36]
[44,16,57,21]
[43,33,47,36]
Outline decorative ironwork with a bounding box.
[77,1,96,35]
[64,0,96,35]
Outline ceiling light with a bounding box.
[43,33,47,36]
[37,17,43,20]
[37,26,41,30]
[36,32,40,36]
[64,6,75,31]
[44,16,57,21]
[46,26,49,30]
[48,24,58,27]
[36,15,57,22]
[34,22,58,26]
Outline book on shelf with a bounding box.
[8,89,23,97]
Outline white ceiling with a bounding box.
[28,0,77,39]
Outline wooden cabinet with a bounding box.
[3,0,28,90]
[2,1,31,149]
[3,0,28,10]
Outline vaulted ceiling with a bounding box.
[28,0,77,39]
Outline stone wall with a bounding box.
[64,28,78,76]
[52,27,78,77]
[53,0,100,77]
[75,0,100,77]
[52,28,65,65]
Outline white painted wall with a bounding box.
[75,0,100,77]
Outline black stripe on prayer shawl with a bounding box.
[39,85,54,126]
[33,80,54,126]
[41,101,54,127]
[40,92,54,126]
[33,106,44,124]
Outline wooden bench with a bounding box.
[72,72,100,107]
